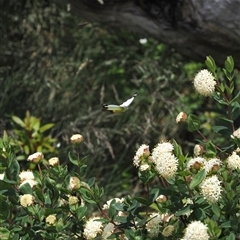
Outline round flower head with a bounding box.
[200,175,222,203]
[83,217,103,240]
[227,151,240,170]
[19,170,35,181]
[204,158,221,174]
[193,69,216,96]
[46,215,57,225]
[20,194,34,207]
[187,157,206,172]
[181,221,209,240]
[68,196,79,205]
[231,128,240,139]
[152,151,178,179]
[152,142,174,156]
[70,134,83,143]
[27,152,43,164]
[133,144,149,167]
[146,213,162,238]
[176,112,188,123]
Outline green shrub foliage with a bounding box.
[0,56,240,239]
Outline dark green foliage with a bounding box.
[1,0,239,199]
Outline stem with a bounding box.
[197,130,223,152]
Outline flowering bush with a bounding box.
[0,56,239,239]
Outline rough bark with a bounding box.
[52,0,240,68]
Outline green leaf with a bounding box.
[32,119,40,131]
[212,92,228,105]
[172,139,183,158]
[231,90,240,103]
[19,182,33,194]
[220,221,231,228]
[35,187,45,203]
[225,233,236,240]
[224,56,234,74]
[205,56,217,72]
[193,207,206,220]
[205,142,217,157]
[211,203,220,217]
[189,169,206,189]
[39,123,55,133]
[8,158,20,181]
[134,197,148,206]
[212,126,229,134]
[176,205,192,217]
[0,200,9,222]
[231,101,240,120]
[76,206,87,219]
[88,177,95,187]
[187,114,201,132]
[0,227,10,240]
[12,116,25,128]
[68,152,79,166]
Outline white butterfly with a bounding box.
[102,93,137,113]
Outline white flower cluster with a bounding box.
[133,144,150,171]
[102,198,124,210]
[193,69,216,96]
[152,142,178,179]
[146,213,163,238]
[83,217,103,240]
[187,157,221,174]
[181,221,209,240]
[187,157,206,170]
[146,212,173,238]
[20,194,34,207]
[19,170,38,188]
[204,158,221,173]
[231,128,240,139]
[200,175,222,203]
[227,150,240,170]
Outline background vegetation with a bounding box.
[1,0,239,198]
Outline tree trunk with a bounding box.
[52,0,240,68]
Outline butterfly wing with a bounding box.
[102,104,127,113]
[102,93,137,113]
[120,93,137,107]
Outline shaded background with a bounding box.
[1,0,239,198]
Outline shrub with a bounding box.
[0,56,239,239]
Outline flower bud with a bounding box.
[70,134,83,144]
[69,176,81,190]
[68,196,79,205]
[27,152,43,164]
[156,195,167,203]
[193,144,204,156]
[162,225,174,237]
[48,157,59,167]
[176,112,188,123]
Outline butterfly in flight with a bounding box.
[102,93,137,113]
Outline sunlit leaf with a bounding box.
[190,169,206,189]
